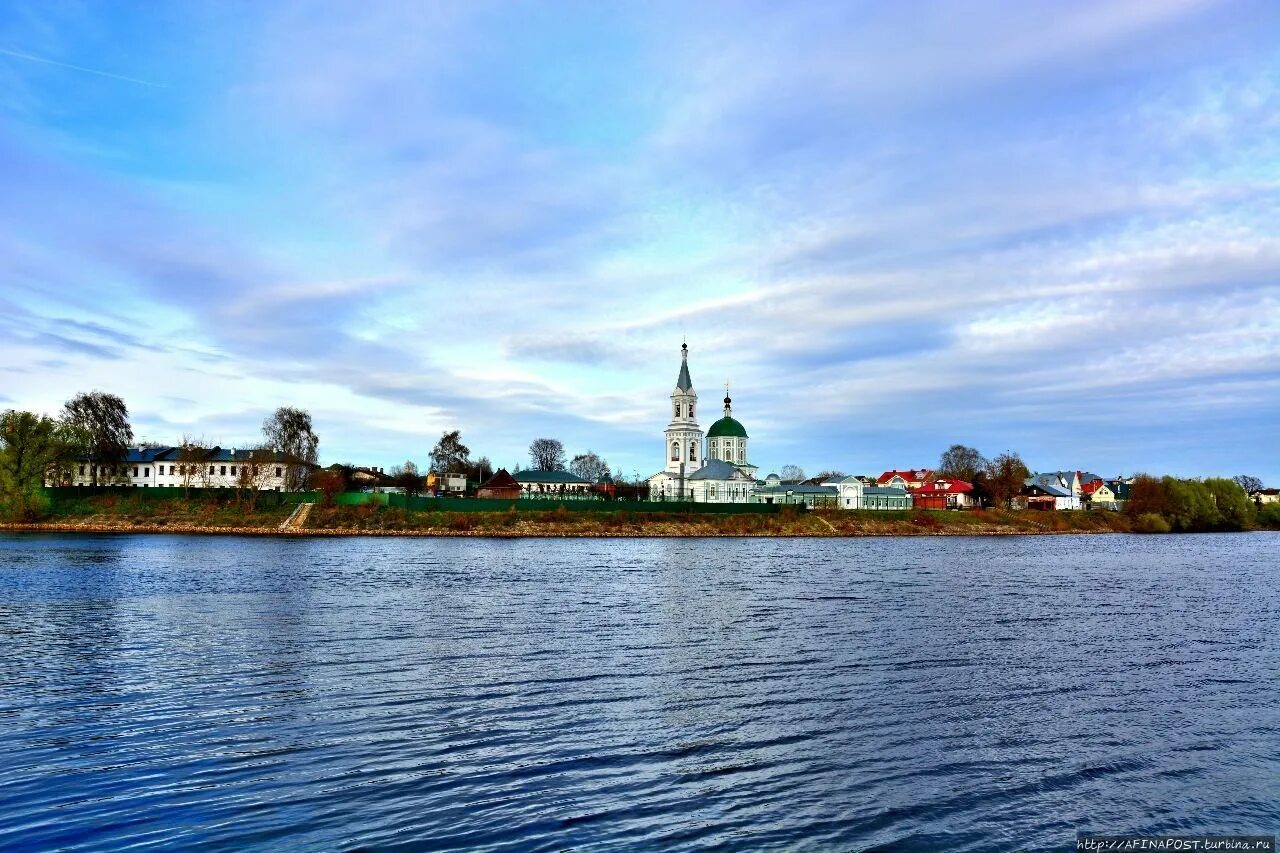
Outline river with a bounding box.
[1,533,1276,850]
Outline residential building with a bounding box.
[912,478,976,510]
[1089,482,1131,510]
[512,469,595,498]
[54,446,311,490]
[863,486,912,510]
[1252,488,1279,506]
[1024,473,1083,510]
[877,469,934,490]
[476,468,521,500]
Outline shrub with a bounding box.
[1133,513,1172,534]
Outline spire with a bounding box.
[676,341,693,392]
[723,379,732,416]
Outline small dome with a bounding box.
[765,473,781,485]
[706,415,748,438]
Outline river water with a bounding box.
[0,533,1276,850]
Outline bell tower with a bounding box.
[664,341,704,482]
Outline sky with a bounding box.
[1,0,1278,484]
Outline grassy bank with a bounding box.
[0,493,1239,537]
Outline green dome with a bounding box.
[707,416,748,438]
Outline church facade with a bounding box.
[648,343,760,503]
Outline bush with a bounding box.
[1258,503,1280,530]
[1133,513,1172,534]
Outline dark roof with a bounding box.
[676,361,692,391]
[479,468,520,489]
[512,469,593,485]
[706,415,747,438]
[865,486,910,496]
[83,446,313,466]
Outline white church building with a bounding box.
[647,343,760,503]
[645,342,909,510]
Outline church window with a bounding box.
[739,449,744,463]
[674,403,680,419]
[689,444,697,461]
[710,440,717,453]
[690,404,695,418]
[671,442,680,461]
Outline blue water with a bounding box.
[0,533,1276,850]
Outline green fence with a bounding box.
[337,493,780,514]
[44,486,317,506]
[44,487,783,515]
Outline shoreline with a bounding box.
[0,520,1243,538]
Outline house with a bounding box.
[877,469,934,490]
[912,478,976,510]
[1024,473,1082,510]
[512,469,595,498]
[823,475,867,509]
[753,483,838,507]
[863,486,912,510]
[1252,488,1279,506]
[54,446,313,491]
[476,468,521,500]
[1089,482,1131,510]
[1079,472,1105,496]
[348,466,395,491]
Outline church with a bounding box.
[647,342,760,503]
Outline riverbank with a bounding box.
[0,499,1179,537]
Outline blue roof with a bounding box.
[512,469,593,485]
[688,459,747,481]
[864,486,910,496]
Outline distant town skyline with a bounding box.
[2,1,1278,484]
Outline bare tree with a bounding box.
[234,446,277,511]
[570,451,610,483]
[983,451,1031,509]
[779,464,806,483]
[262,407,319,490]
[1233,474,1264,495]
[390,460,424,496]
[939,444,986,482]
[61,391,133,486]
[529,438,566,472]
[177,435,212,497]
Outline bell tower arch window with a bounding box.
[671,442,680,461]
[689,443,697,462]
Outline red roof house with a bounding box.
[877,469,935,490]
[912,478,976,510]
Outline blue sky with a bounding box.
[2,1,1278,483]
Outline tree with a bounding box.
[1205,478,1254,530]
[529,438,566,471]
[570,450,610,483]
[390,460,424,496]
[813,470,846,483]
[429,430,471,474]
[0,410,67,520]
[1233,475,1264,495]
[939,444,986,482]
[234,446,276,511]
[61,391,132,486]
[468,455,494,484]
[1126,474,1168,517]
[313,469,346,507]
[177,434,212,497]
[984,451,1030,509]
[779,464,806,483]
[262,407,319,490]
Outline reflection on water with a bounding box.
[0,533,1277,850]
